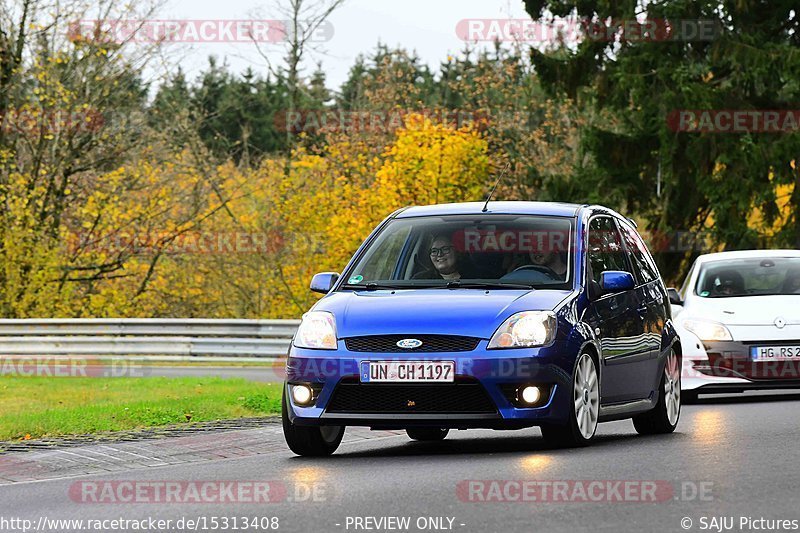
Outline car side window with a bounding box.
[357,225,413,280]
[587,216,631,286]
[619,222,658,284]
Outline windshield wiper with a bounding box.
[444,280,534,290]
[341,281,534,291]
[342,282,431,291]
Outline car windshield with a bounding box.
[341,215,575,290]
[695,257,800,298]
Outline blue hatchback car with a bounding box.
[282,202,681,455]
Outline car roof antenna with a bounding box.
[482,163,510,213]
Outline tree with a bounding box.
[336,45,437,111]
[436,45,591,203]
[257,114,490,317]
[523,0,800,279]
[0,0,246,316]
[250,0,345,156]
[184,60,294,163]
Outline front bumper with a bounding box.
[284,339,579,429]
[683,339,800,393]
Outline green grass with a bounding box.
[0,376,282,441]
[80,359,282,368]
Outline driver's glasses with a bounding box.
[429,246,455,257]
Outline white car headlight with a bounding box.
[682,318,733,342]
[488,311,557,349]
[294,311,338,350]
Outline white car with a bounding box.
[669,250,800,400]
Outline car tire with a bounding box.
[633,349,681,435]
[282,390,344,456]
[406,428,449,441]
[682,390,698,404]
[541,352,599,448]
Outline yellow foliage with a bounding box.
[748,183,794,237]
[1,112,490,318]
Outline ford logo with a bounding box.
[396,338,423,349]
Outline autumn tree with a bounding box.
[524,0,800,279]
[0,0,247,316]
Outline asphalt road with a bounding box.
[1,392,799,533]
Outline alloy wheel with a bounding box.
[573,353,599,440]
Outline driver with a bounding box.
[712,270,745,296]
[529,249,568,279]
[507,245,568,281]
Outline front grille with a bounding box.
[344,334,480,353]
[326,378,497,414]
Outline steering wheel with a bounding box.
[513,264,560,279]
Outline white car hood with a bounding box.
[686,295,800,326]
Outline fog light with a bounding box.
[291,384,314,406]
[520,386,542,405]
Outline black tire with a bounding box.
[633,350,681,435]
[540,352,599,448]
[406,428,449,441]
[682,390,699,404]
[282,390,344,456]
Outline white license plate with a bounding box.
[751,345,800,360]
[360,361,455,383]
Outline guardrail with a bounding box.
[0,319,299,359]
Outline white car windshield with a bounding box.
[695,257,800,298]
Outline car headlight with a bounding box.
[488,311,557,349]
[682,318,733,342]
[294,311,338,350]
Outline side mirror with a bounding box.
[310,272,339,294]
[600,271,635,293]
[667,288,683,306]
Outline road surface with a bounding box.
[1,392,798,532]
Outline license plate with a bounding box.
[360,361,455,383]
[751,345,800,360]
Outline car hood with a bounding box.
[314,289,574,338]
[686,295,800,325]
